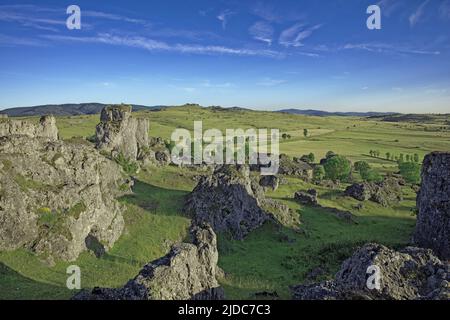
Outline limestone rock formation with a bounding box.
[344,177,403,207]
[294,189,318,205]
[0,115,58,141]
[0,120,126,262]
[184,165,299,240]
[279,154,313,180]
[259,175,279,191]
[73,223,224,300]
[414,152,450,260]
[95,105,149,161]
[291,243,449,300]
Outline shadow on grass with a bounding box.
[0,262,72,300]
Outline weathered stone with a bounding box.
[0,131,126,261]
[0,115,58,141]
[291,243,449,300]
[344,177,403,207]
[184,165,299,240]
[73,223,224,300]
[294,189,318,205]
[259,175,279,191]
[414,152,450,260]
[279,154,313,179]
[95,105,149,161]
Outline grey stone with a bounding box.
[73,223,224,300]
[259,175,279,191]
[294,189,318,205]
[414,152,450,260]
[344,177,403,207]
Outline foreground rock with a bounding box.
[0,115,58,140]
[73,223,224,300]
[291,243,449,300]
[344,177,403,207]
[0,118,126,262]
[184,165,300,240]
[259,175,279,191]
[414,152,450,260]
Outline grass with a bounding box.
[0,106,447,300]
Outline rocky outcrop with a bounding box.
[414,152,450,260]
[184,165,300,240]
[0,125,126,262]
[0,115,58,141]
[294,189,318,205]
[73,223,224,300]
[279,154,313,179]
[291,243,449,300]
[95,105,149,161]
[344,177,403,207]
[259,175,279,191]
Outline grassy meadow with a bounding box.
[1,106,449,299]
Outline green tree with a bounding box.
[399,153,404,163]
[313,165,325,181]
[323,155,352,181]
[398,161,421,184]
[361,168,383,182]
[413,153,420,163]
[354,161,370,173]
[303,128,309,138]
[326,151,336,159]
[386,152,391,160]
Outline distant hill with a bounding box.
[367,113,450,124]
[277,109,398,117]
[0,103,166,117]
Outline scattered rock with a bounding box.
[414,152,450,260]
[73,223,225,300]
[294,189,318,205]
[344,177,403,207]
[184,165,299,240]
[291,243,449,300]
[259,175,279,191]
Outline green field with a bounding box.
[1,106,449,299]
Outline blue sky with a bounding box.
[0,0,449,112]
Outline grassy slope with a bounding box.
[0,106,448,299]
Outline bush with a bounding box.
[360,168,383,182]
[114,153,139,175]
[398,162,421,184]
[313,165,325,181]
[354,161,370,173]
[323,155,352,181]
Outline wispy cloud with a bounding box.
[201,80,234,88]
[83,11,151,27]
[279,23,321,47]
[409,0,430,27]
[217,10,235,30]
[377,0,404,17]
[249,21,274,45]
[0,33,47,47]
[41,33,283,58]
[251,2,304,23]
[256,77,287,86]
[342,43,440,56]
[0,8,65,32]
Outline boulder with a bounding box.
[414,152,450,260]
[294,189,318,205]
[259,175,279,191]
[279,154,313,180]
[0,132,126,261]
[184,165,299,240]
[291,243,449,300]
[0,115,58,141]
[73,223,224,300]
[95,105,149,161]
[344,177,403,207]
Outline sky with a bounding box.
[0,0,449,113]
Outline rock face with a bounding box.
[73,223,224,300]
[294,189,318,205]
[414,152,450,260]
[344,177,403,207]
[291,243,449,300]
[95,105,149,161]
[0,115,58,141]
[259,175,279,191]
[184,165,299,240]
[0,121,126,262]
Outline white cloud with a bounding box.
[217,10,235,29]
[342,43,440,56]
[409,0,430,27]
[249,21,274,45]
[42,33,283,58]
[279,23,321,47]
[256,77,287,86]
